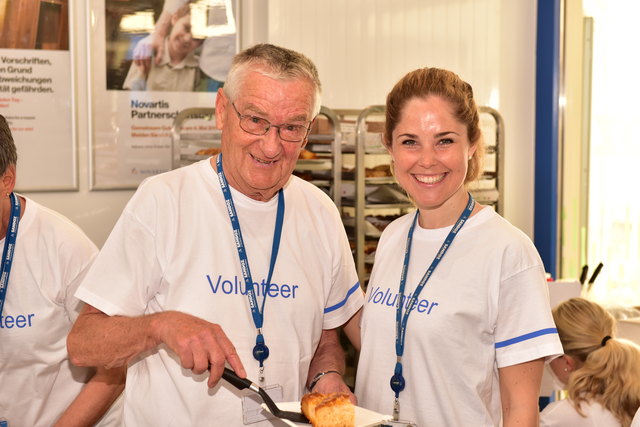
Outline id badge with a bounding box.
[380,421,418,427]
[242,384,283,425]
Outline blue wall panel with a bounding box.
[535,0,560,277]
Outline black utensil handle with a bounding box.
[221,368,310,424]
[222,367,253,390]
[589,262,604,284]
[579,265,589,284]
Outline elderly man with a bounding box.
[68,44,363,425]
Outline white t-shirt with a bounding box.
[76,158,363,426]
[355,207,563,426]
[540,398,621,426]
[0,197,106,426]
[632,407,640,427]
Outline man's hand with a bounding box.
[311,371,357,405]
[133,33,164,77]
[132,33,164,76]
[68,305,246,388]
[132,7,173,75]
[152,311,246,388]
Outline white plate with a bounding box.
[261,401,393,426]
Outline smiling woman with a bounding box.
[354,67,563,427]
[386,95,477,228]
[380,67,484,229]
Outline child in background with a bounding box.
[541,298,640,426]
[123,5,202,91]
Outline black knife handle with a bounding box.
[579,265,588,284]
[589,262,604,284]
[222,367,253,390]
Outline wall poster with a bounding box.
[0,0,77,191]
[88,0,238,189]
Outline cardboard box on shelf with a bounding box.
[310,116,333,134]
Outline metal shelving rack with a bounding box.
[355,106,412,284]
[170,106,343,208]
[292,106,343,208]
[170,107,219,170]
[472,106,505,215]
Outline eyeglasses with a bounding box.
[231,102,311,143]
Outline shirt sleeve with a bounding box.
[494,247,563,367]
[320,211,364,329]
[53,221,99,323]
[75,190,166,316]
[63,256,97,323]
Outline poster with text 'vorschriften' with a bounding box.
[89,0,237,189]
[0,48,76,190]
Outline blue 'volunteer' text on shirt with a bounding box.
[207,274,299,299]
[0,312,35,328]
[367,286,439,315]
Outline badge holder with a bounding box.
[380,421,418,427]
[242,383,284,424]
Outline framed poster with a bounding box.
[0,0,77,191]
[88,0,238,189]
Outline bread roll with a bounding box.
[365,164,392,177]
[301,392,325,424]
[301,392,355,427]
[299,149,318,159]
[195,147,221,156]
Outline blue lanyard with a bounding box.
[390,193,474,408]
[0,193,21,318]
[215,154,284,377]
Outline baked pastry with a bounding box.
[301,392,355,427]
[314,394,355,427]
[195,147,221,156]
[299,149,318,159]
[365,164,392,177]
[301,392,325,423]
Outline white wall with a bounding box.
[22,0,538,247]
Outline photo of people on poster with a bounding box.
[104,0,237,93]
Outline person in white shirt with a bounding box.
[540,297,640,426]
[350,67,563,426]
[67,44,363,426]
[0,114,125,426]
